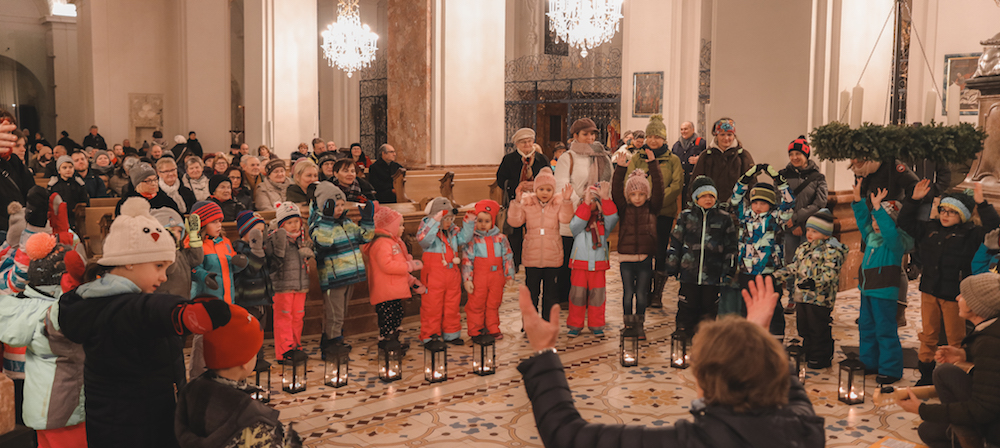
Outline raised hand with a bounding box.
[741,275,779,328]
[644,148,656,162]
[986,228,1000,251]
[615,151,629,167]
[561,183,573,200]
[975,181,985,204]
[598,181,611,200]
[0,119,16,151]
[870,188,889,210]
[853,178,863,203]
[433,209,447,222]
[517,285,560,352]
[911,179,932,201]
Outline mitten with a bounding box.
[409,276,428,294]
[25,186,48,228]
[322,199,337,217]
[797,278,817,291]
[231,254,248,269]
[186,214,202,248]
[48,193,70,234]
[176,297,232,334]
[298,246,314,259]
[61,249,86,292]
[247,228,265,257]
[271,229,288,255]
[406,260,423,272]
[205,272,219,290]
[765,164,787,185]
[738,165,759,185]
[359,201,375,222]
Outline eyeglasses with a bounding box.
[937,207,960,216]
[158,168,177,174]
[142,178,159,185]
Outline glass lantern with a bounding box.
[471,331,496,376]
[378,339,403,383]
[281,349,308,394]
[670,330,690,369]
[424,335,448,383]
[620,323,640,367]
[838,353,866,405]
[251,358,271,403]
[323,341,352,388]
[786,338,806,384]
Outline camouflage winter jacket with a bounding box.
[773,237,849,308]
[665,205,738,286]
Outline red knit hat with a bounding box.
[191,201,224,224]
[787,135,811,158]
[203,303,263,370]
[475,199,500,225]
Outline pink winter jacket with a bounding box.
[507,192,574,268]
[362,229,414,305]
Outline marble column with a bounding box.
[387,0,431,168]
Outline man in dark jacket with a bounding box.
[671,121,706,188]
[57,130,81,151]
[369,144,404,203]
[72,150,108,198]
[82,125,107,150]
[186,131,204,159]
[898,272,1000,448]
[0,126,35,234]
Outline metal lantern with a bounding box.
[251,359,272,403]
[786,338,806,384]
[424,335,448,383]
[377,339,403,383]
[620,323,640,367]
[471,330,497,376]
[670,330,690,369]
[281,349,308,394]
[323,341,352,388]
[838,353,866,405]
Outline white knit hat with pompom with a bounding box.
[98,198,177,266]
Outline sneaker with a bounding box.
[592,329,605,337]
[446,338,465,346]
[567,329,580,338]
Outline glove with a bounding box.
[205,272,219,290]
[247,228,265,258]
[738,165,759,185]
[177,297,232,334]
[406,260,423,272]
[359,201,375,222]
[298,246,314,259]
[231,254,248,269]
[765,164,787,185]
[48,193,69,234]
[186,214,202,248]
[797,278,817,291]
[464,281,474,294]
[986,228,1000,251]
[25,186,49,228]
[322,199,338,217]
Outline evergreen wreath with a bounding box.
[809,121,987,164]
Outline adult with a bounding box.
[148,144,163,162]
[349,142,372,175]
[92,150,114,175]
[257,145,278,161]
[672,120,707,188]
[625,115,683,309]
[108,155,139,197]
[156,158,196,213]
[181,155,211,201]
[613,130,644,161]
[151,131,168,149]
[330,159,376,203]
[517,276,825,448]
[209,152,230,176]
[308,138,326,165]
[228,143,246,167]
[10,130,27,164]
[114,162,179,215]
[73,150,108,198]
[57,130,80,151]
[82,125,107,150]
[554,118,613,301]
[111,143,125,165]
[122,139,136,155]
[30,145,52,175]
[326,140,338,157]
[317,152,339,182]
[240,154,264,193]
[170,135,190,164]
[0,120,34,235]
[186,131,204,159]
[286,159,319,205]
[368,144,403,203]
[897,272,1000,448]
[497,128,551,269]
[224,166,254,212]
[779,136,828,312]
[690,118,755,204]
[208,175,245,222]
[291,142,310,161]
[254,159,291,211]
[45,145,68,177]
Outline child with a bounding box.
[175,303,301,447]
[566,181,618,337]
[899,180,1000,385]
[152,208,205,298]
[550,143,567,170]
[267,201,314,361]
[772,209,848,368]
[233,210,274,360]
[364,206,425,345]
[57,198,233,448]
[972,228,1000,274]
[416,197,475,345]
[666,175,738,336]
[852,183,913,384]
[309,183,375,352]
[506,167,573,322]
[462,199,515,339]
[47,154,89,231]
[611,149,663,339]
[728,164,794,337]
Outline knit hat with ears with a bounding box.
[534,167,556,190]
[373,205,403,232]
[425,197,455,218]
[274,201,302,229]
[98,198,177,266]
[475,199,500,225]
[203,303,264,370]
[625,168,651,197]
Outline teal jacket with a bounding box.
[0,285,85,430]
[309,203,375,290]
[568,199,619,271]
[853,201,912,300]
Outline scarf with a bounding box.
[570,142,612,187]
[520,153,535,183]
[678,133,699,150]
[586,208,604,250]
[140,191,155,201]
[332,177,364,202]
[184,174,211,201]
[159,179,187,213]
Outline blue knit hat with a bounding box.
[690,176,718,203]
[940,191,976,223]
[236,210,265,238]
[806,208,835,236]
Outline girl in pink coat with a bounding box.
[507,167,574,321]
[363,206,425,345]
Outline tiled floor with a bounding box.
[220,255,932,447]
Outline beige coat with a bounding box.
[507,192,574,268]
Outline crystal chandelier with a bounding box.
[321,0,379,78]
[546,0,623,58]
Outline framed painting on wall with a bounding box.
[632,72,663,118]
[943,53,982,115]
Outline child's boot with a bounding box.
[650,272,668,309]
[638,314,646,341]
[915,360,935,386]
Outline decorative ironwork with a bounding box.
[890,0,911,125]
[359,50,387,160]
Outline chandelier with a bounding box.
[321,0,379,78]
[546,0,623,58]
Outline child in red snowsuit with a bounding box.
[462,200,515,339]
[566,182,618,337]
[416,197,475,345]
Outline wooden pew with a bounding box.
[89,197,119,208]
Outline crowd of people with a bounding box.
[1,107,999,448]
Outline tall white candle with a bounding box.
[850,86,865,128]
[923,91,936,124]
[947,83,961,125]
[840,90,851,123]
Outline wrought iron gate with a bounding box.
[504,49,622,153]
[359,51,387,159]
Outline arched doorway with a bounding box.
[0,55,51,143]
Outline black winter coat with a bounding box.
[665,205,739,286]
[518,351,826,448]
[779,160,828,229]
[899,198,1000,300]
[0,151,34,232]
[57,136,81,150]
[58,290,191,448]
[115,189,180,215]
[175,371,284,448]
[48,175,89,230]
[82,132,107,150]
[79,168,109,198]
[187,138,204,158]
[860,159,919,203]
[233,185,254,212]
[368,158,402,203]
[233,240,274,308]
[497,150,550,201]
[210,196,246,222]
[671,135,707,177]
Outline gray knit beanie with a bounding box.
[960,273,1000,320]
[129,162,157,187]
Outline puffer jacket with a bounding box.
[518,351,826,448]
[267,229,313,293]
[175,371,288,448]
[461,227,515,283]
[972,244,1000,275]
[690,139,755,203]
[309,203,374,290]
[506,191,574,268]
[665,205,738,286]
[254,177,291,211]
[773,238,849,308]
[899,197,1000,301]
[613,161,663,256]
[188,235,245,303]
[416,215,476,260]
[853,201,913,300]
[568,200,619,271]
[779,160,828,230]
[624,147,682,218]
[232,240,274,308]
[731,180,794,275]
[363,230,414,305]
[0,285,85,430]
[858,159,919,203]
[155,246,204,299]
